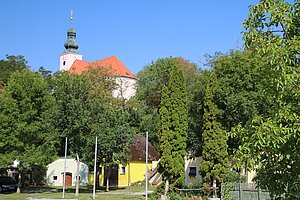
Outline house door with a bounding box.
[62,172,72,186]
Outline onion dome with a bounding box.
[64,27,79,53]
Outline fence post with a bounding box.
[238,182,242,200]
[257,186,260,200]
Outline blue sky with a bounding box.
[0,0,261,74]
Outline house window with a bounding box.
[63,61,66,66]
[53,176,58,180]
[188,167,197,176]
[75,176,81,180]
[120,166,126,175]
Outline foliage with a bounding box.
[232,0,300,199]
[87,103,134,167]
[158,65,188,193]
[0,55,28,87]
[125,98,160,150]
[0,70,57,170]
[188,70,211,156]
[50,72,91,158]
[223,171,246,183]
[135,58,199,151]
[221,182,234,200]
[50,70,134,192]
[151,182,165,200]
[82,65,115,104]
[36,67,56,90]
[136,57,198,109]
[198,73,230,196]
[168,192,183,200]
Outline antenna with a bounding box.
[70,10,73,28]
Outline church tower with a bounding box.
[60,11,82,71]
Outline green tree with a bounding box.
[0,70,57,192]
[233,0,300,198]
[188,70,211,157]
[137,57,198,109]
[158,65,188,195]
[51,72,95,196]
[198,73,229,198]
[52,73,91,158]
[51,70,134,192]
[0,55,28,88]
[135,57,198,151]
[190,49,280,160]
[86,103,134,191]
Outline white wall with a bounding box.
[184,157,202,186]
[46,158,88,186]
[60,53,82,71]
[112,77,137,100]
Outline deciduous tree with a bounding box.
[0,70,57,192]
[234,0,300,198]
[0,55,28,88]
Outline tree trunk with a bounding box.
[164,179,169,197]
[95,165,99,187]
[106,176,110,192]
[75,154,80,197]
[213,178,217,198]
[17,172,21,193]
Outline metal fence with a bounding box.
[221,183,271,200]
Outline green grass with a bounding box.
[0,185,153,200]
[0,193,145,200]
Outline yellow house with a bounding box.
[89,136,159,186]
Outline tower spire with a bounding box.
[70,10,73,28]
[63,10,79,54]
[60,10,82,71]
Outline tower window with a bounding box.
[63,61,66,66]
[53,176,58,180]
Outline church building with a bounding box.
[59,14,137,99]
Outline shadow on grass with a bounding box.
[21,185,127,194]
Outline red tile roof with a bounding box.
[69,56,137,80]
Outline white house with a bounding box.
[46,158,89,187]
[184,157,202,186]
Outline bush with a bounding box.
[169,192,183,200]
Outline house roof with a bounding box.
[130,136,159,162]
[69,56,137,80]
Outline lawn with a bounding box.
[0,185,153,200]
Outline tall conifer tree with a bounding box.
[199,73,229,197]
[158,65,188,195]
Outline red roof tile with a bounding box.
[69,56,137,80]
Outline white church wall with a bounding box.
[60,53,82,71]
[113,77,137,100]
